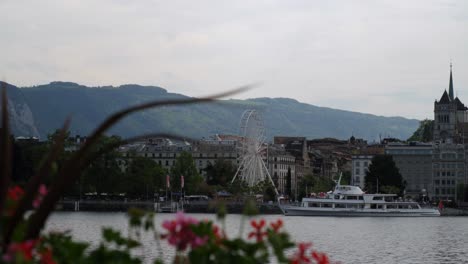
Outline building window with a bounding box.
[355,161,360,166]
[355,168,360,175]
[165,160,169,166]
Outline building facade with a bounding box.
[351,155,373,189]
[432,143,465,201]
[267,145,296,197]
[432,65,468,201]
[385,143,433,199]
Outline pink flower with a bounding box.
[270,219,284,233]
[4,240,37,262]
[39,248,56,264]
[290,242,312,264]
[7,186,24,201]
[311,251,330,264]
[33,184,48,209]
[248,219,267,242]
[161,212,206,251]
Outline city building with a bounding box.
[432,143,465,201]
[267,144,296,197]
[351,155,373,189]
[351,144,384,189]
[192,135,238,177]
[432,64,468,201]
[385,142,433,199]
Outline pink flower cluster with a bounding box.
[161,212,207,251]
[248,218,284,242]
[33,185,48,209]
[290,242,330,264]
[5,185,48,215]
[2,239,56,264]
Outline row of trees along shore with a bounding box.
[15,126,468,203]
[11,130,284,200]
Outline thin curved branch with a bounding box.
[26,85,251,239]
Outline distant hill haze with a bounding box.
[2,81,419,141]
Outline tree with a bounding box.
[204,159,236,187]
[297,174,335,200]
[407,119,434,142]
[80,135,124,197]
[170,151,204,194]
[227,178,249,196]
[122,156,166,199]
[364,155,406,195]
[11,139,48,183]
[341,171,351,185]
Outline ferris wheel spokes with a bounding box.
[230,109,278,195]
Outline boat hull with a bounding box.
[282,206,440,217]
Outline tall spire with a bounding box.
[449,62,454,101]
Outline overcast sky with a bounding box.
[1,0,467,120]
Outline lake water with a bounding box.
[46,212,468,263]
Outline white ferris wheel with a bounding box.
[231,110,278,195]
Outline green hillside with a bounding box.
[16,82,418,141]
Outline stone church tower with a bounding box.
[434,64,468,143]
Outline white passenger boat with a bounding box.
[281,178,440,217]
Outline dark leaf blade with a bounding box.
[3,118,70,246]
[0,83,12,230]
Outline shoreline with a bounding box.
[56,200,468,216]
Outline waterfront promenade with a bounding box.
[56,200,468,216]
[57,200,283,214]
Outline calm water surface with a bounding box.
[46,213,468,264]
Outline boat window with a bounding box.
[308,203,320,207]
[387,204,397,209]
[373,197,383,200]
[377,205,384,209]
[334,195,340,199]
[322,203,332,208]
[358,196,364,200]
[335,204,345,208]
[346,196,357,200]
[370,204,377,209]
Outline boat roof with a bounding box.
[333,185,364,195]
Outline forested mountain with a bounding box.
[0,82,39,137]
[5,81,419,141]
